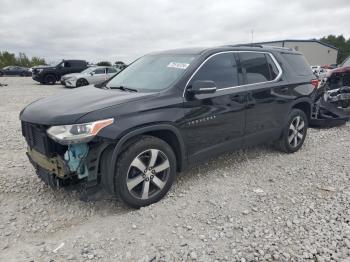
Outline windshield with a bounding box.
[106,54,197,91]
[342,57,350,67]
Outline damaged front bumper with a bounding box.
[26,142,109,188]
[27,147,70,179]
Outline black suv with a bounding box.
[32,60,88,84]
[20,45,317,207]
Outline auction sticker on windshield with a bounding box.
[167,62,190,70]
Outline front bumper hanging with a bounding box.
[26,147,70,178]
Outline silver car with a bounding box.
[61,66,119,88]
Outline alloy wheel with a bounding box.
[45,75,56,85]
[126,149,170,200]
[76,79,88,87]
[288,116,305,148]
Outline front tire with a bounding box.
[76,78,89,87]
[275,109,308,153]
[114,136,176,208]
[44,74,56,85]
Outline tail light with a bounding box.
[311,79,319,89]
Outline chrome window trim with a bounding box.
[183,51,283,97]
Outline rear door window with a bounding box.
[94,68,106,74]
[238,53,272,84]
[69,61,86,67]
[191,53,238,89]
[107,68,118,73]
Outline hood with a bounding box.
[20,86,157,125]
[61,72,83,79]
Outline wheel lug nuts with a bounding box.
[150,175,154,179]
[145,178,149,181]
[152,170,156,174]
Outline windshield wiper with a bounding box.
[108,85,138,92]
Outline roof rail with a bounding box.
[232,44,264,48]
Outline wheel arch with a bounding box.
[290,98,313,121]
[44,73,59,82]
[104,124,186,194]
[78,78,89,84]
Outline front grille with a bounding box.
[21,121,66,156]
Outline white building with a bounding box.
[255,39,338,66]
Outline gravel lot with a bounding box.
[0,77,349,262]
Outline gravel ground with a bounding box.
[0,77,349,262]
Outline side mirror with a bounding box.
[188,80,217,94]
[90,72,94,76]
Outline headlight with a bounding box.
[47,118,114,144]
[67,76,77,81]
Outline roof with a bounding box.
[254,39,338,50]
[150,47,208,55]
[151,44,299,56]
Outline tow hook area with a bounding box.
[64,143,89,179]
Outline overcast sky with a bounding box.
[0,0,349,64]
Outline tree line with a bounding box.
[0,50,127,69]
[319,35,350,64]
[0,51,46,68]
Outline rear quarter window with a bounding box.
[281,53,313,76]
[70,61,86,67]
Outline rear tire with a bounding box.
[114,136,176,208]
[275,109,308,153]
[44,74,56,85]
[0,72,3,77]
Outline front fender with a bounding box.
[104,124,186,194]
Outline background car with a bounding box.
[0,66,31,76]
[326,56,350,90]
[60,66,120,87]
[32,60,88,85]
